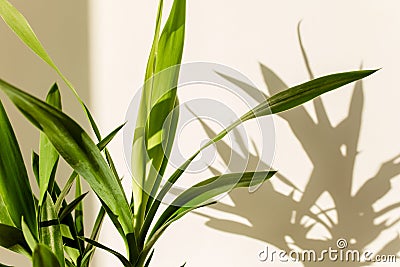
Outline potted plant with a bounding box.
[0,0,376,266]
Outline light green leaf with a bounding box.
[39,84,61,205]
[0,100,37,235]
[21,217,37,253]
[133,0,185,230]
[40,194,65,267]
[97,123,126,151]
[54,172,78,213]
[0,194,13,226]
[33,244,61,267]
[0,80,134,238]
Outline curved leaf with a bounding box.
[0,80,134,237]
[82,238,132,267]
[0,100,37,235]
[149,171,275,240]
[39,84,61,205]
[240,69,377,121]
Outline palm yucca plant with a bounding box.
[0,0,377,266]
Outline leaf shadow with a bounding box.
[195,24,400,266]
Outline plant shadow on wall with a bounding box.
[196,25,400,266]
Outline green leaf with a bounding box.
[144,249,154,267]
[40,194,65,267]
[82,238,132,267]
[81,207,105,267]
[137,201,216,266]
[0,223,30,254]
[0,80,134,238]
[65,259,76,267]
[33,244,61,267]
[21,217,37,253]
[0,100,37,235]
[32,151,40,184]
[0,194,13,226]
[239,69,378,121]
[54,123,124,213]
[58,192,88,223]
[74,177,85,251]
[54,172,78,213]
[97,123,126,151]
[0,263,12,267]
[150,171,275,240]
[39,84,61,205]
[132,0,186,230]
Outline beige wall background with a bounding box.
[1,0,400,266]
[0,0,90,265]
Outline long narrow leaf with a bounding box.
[133,0,186,231]
[54,172,78,213]
[81,207,106,267]
[0,80,134,237]
[40,194,65,267]
[39,84,61,205]
[54,122,125,214]
[149,171,275,240]
[21,217,37,252]
[82,238,132,267]
[74,177,85,253]
[0,100,37,235]
[240,69,377,121]
[58,192,88,222]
